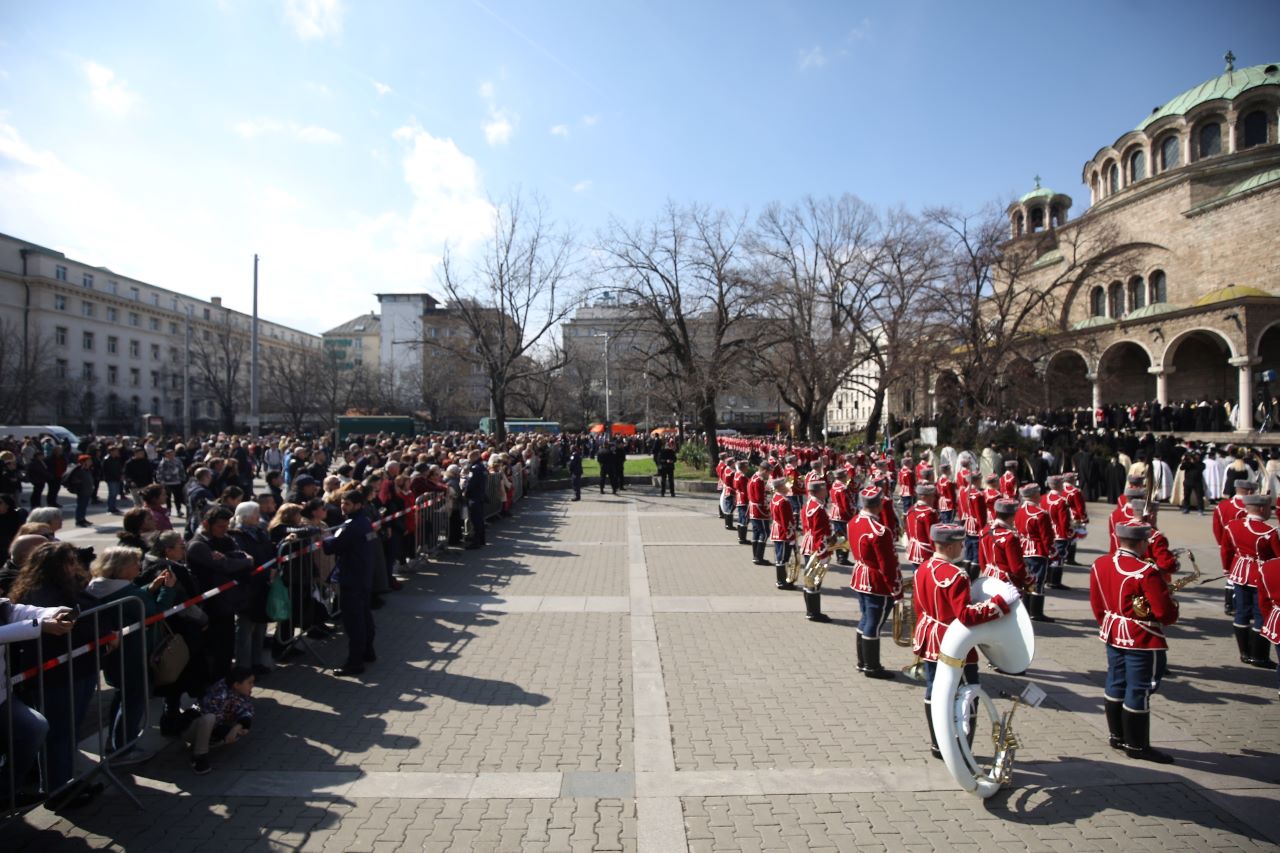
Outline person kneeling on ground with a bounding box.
[185,665,255,775]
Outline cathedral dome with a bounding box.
[1138,62,1280,131]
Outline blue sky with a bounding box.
[0,0,1276,333]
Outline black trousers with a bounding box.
[206,613,236,681]
[659,468,675,495]
[339,582,375,667]
[468,499,486,545]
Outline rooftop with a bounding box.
[1137,60,1280,131]
[323,313,382,336]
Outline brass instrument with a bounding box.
[1131,548,1201,618]
[801,537,848,591]
[891,577,915,647]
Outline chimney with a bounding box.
[211,296,222,307]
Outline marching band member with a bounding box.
[719,453,736,530]
[850,485,901,679]
[1117,474,1146,508]
[1214,479,1255,616]
[998,460,1019,499]
[936,463,956,525]
[898,455,916,516]
[806,456,831,496]
[1125,500,1178,579]
[913,523,1019,759]
[770,477,797,590]
[800,479,835,623]
[1222,493,1279,669]
[748,462,771,566]
[1042,475,1072,590]
[980,499,1029,590]
[1108,488,1146,552]
[1256,554,1280,698]
[1062,471,1088,566]
[982,474,1001,518]
[1089,522,1177,764]
[784,455,804,517]
[733,460,750,545]
[914,454,933,485]
[829,468,854,566]
[876,474,900,541]
[1015,483,1054,622]
[905,484,940,570]
[962,472,987,564]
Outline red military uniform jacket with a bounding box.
[849,510,901,596]
[915,462,932,483]
[733,471,748,507]
[911,554,1011,663]
[1089,548,1178,650]
[1221,516,1280,587]
[905,501,939,563]
[719,462,734,498]
[982,486,1000,517]
[786,464,806,499]
[1147,528,1179,578]
[878,487,900,539]
[1212,496,1247,572]
[897,465,915,498]
[962,486,988,537]
[979,520,1028,589]
[1040,490,1071,541]
[955,483,970,522]
[747,473,767,520]
[1257,557,1280,644]
[1063,483,1088,526]
[829,481,853,522]
[936,475,956,514]
[769,493,795,542]
[1014,500,1053,558]
[999,470,1018,499]
[800,495,833,556]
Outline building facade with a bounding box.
[322,312,381,371]
[929,59,1280,432]
[0,232,322,433]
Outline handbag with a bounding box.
[149,622,190,687]
[266,576,290,622]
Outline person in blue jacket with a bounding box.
[323,489,376,677]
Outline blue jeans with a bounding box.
[1234,585,1262,630]
[1025,556,1048,593]
[924,659,980,701]
[900,496,912,515]
[0,697,48,800]
[720,493,733,516]
[938,510,954,524]
[1105,644,1166,711]
[24,664,96,789]
[736,506,747,527]
[75,490,92,524]
[751,518,766,543]
[832,520,848,544]
[963,535,980,564]
[106,480,122,512]
[773,542,792,565]
[857,592,891,639]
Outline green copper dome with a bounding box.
[1125,302,1180,321]
[1137,62,1280,131]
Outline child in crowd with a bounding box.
[184,665,255,775]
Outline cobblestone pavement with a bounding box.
[10,486,1280,851]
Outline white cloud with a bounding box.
[478,80,495,99]
[571,180,591,193]
[234,118,342,144]
[373,80,391,97]
[847,17,872,40]
[483,109,514,146]
[283,0,343,40]
[582,114,599,126]
[83,61,139,117]
[550,124,570,138]
[797,46,827,70]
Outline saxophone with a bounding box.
[1131,548,1200,618]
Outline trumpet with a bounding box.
[1131,548,1201,618]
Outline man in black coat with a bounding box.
[187,506,255,679]
[464,451,489,548]
[597,444,615,495]
[323,490,376,676]
[568,448,584,501]
[611,442,627,492]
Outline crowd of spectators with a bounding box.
[0,425,560,812]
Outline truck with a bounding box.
[477,418,561,435]
[336,415,418,444]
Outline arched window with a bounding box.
[1090,286,1106,317]
[1030,207,1044,231]
[1109,281,1124,318]
[1050,203,1062,227]
[1198,122,1222,158]
[1129,150,1145,182]
[1107,163,1120,195]
[1014,212,1024,237]
[1150,270,1167,304]
[1242,110,1268,149]
[1160,135,1181,171]
[1090,172,1100,202]
[1129,277,1146,311]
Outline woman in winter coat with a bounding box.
[141,531,209,734]
[229,502,275,674]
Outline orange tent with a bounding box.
[589,422,637,436]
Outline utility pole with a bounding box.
[182,304,192,437]
[250,254,260,437]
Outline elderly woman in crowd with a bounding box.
[229,501,275,675]
[27,506,63,537]
[141,530,210,734]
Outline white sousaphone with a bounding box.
[929,575,1036,798]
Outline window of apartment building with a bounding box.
[130,286,140,301]
[129,340,140,358]
[128,312,140,326]
[169,321,178,335]
[54,294,67,311]
[149,317,160,331]
[82,362,95,382]
[151,396,160,413]
[107,336,118,354]
[82,273,94,289]
[129,368,140,387]
[55,326,67,346]
[106,307,118,322]
[130,395,140,415]
[55,358,67,379]
[82,331,94,350]
[205,400,215,418]
[150,343,160,360]
[203,308,211,320]
[150,370,159,388]
[82,300,95,317]
[169,347,178,363]
[202,330,210,341]
[108,280,118,295]
[150,293,159,306]
[55,265,67,281]
[171,374,181,390]
[107,365,118,385]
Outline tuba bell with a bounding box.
[891,577,915,647]
[930,575,1036,798]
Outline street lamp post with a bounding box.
[591,332,612,424]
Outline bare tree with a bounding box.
[190,313,245,432]
[437,191,580,441]
[262,347,315,434]
[599,202,755,471]
[0,319,66,423]
[750,195,879,440]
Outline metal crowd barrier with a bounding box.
[3,596,149,820]
[273,529,334,668]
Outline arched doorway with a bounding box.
[1166,329,1234,404]
[1098,341,1154,405]
[1045,351,1091,409]
[1256,324,1280,428]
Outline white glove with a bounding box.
[991,580,1020,608]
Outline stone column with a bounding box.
[1148,365,1174,406]
[1087,372,1101,410]
[1230,356,1257,432]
